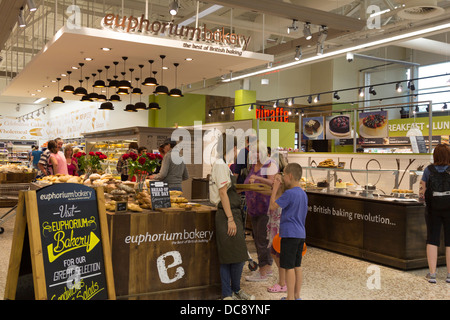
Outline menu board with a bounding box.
[149,181,171,209]
[36,183,108,300]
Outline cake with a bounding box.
[360,114,387,136]
[335,179,347,188]
[317,180,329,188]
[304,119,321,135]
[329,115,350,136]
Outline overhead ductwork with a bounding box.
[396,0,445,20]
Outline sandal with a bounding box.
[267,283,287,293]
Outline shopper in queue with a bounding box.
[46,140,59,175]
[244,141,276,282]
[38,141,53,176]
[209,133,254,300]
[117,142,139,181]
[420,143,450,284]
[269,163,308,300]
[30,145,42,170]
[149,139,189,192]
[64,144,79,176]
[54,137,68,175]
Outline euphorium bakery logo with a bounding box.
[102,14,251,51]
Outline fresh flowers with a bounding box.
[122,152,162,178]
[74,151,107,172]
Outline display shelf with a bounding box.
[302,166,402,196]
[87,139,137,174]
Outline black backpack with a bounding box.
[425,165,450,210]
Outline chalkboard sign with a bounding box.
[149,181,171,209]
[4,184,115,300]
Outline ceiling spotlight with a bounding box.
[307,95,312,104]
[273,101,278,108]
[333,91,340,100]
[314,94,320,103]
[18,7,26,28]
[294,45,302,61]
[359,88,364,97]
[27,0,37,12]
[208,110,212,117]
[287,98,294,106]
[287,19,298,34]
[317,26,328,44]
[169,0,179,16]
[221,109,225,115]
[303,22,312,40]
[443,103,448,110]
[316,43,323,55]
[407,81,416,91]
[396,82,403,92]
[231,107,235,114]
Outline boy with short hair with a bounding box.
[269,163,308,300]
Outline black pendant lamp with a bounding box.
[96,68,108,101]
[132,65,144,95]
[108,61,119,88]
[51,78,65,103]
[99,102,114,110]
[117,71,129,95]
[99,66,114,109]
[61,71,74,93]
[118,57,132,89]
[81,77,93,102]
[94,69,106,88]
[124,92,136,112]
[154,55,169,95]
[73,63,87,96]
[142,60,158,86]
[88,73,99,100]
[148,102,161,110]
[169,63,183,97]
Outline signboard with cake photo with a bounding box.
[326,114,352,139]
[358,111,388,138]
[303,116,324,140]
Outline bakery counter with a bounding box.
[106,206,221,300]
[305,191,446,270]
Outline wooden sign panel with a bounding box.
[5,184,115,300]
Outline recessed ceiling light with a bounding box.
[51,80,57,83]
[61,73,67,77]
[72,66,79,69]
[36,89,42,92]
[185,58,193,61]
[101,47,112,51]
[84,57,93,61]
[162,66,169,70]
[43,85,49,88]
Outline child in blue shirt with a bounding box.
[269,163,308,300]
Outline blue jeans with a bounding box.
[220,262,244,298]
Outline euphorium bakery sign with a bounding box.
[102,14,251,52]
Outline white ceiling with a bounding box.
[0,0,450,106]
[1,26,272,99]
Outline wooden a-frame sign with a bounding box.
[4,184,115,300]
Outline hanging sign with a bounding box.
[4,184,115,300]
[102,14,251,51]
[256,106,289,122]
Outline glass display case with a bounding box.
[86,139,137,174]
[301,166,407,198]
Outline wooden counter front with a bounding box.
[106,206,221,300]
[305,191,446,270]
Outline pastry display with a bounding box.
[329,115,350,136]
[304,119,321,136]
[318,159,336,167]
[317,180,329,188]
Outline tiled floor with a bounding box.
[1,207,449,300]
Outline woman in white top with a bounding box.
[209,133,254,300]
